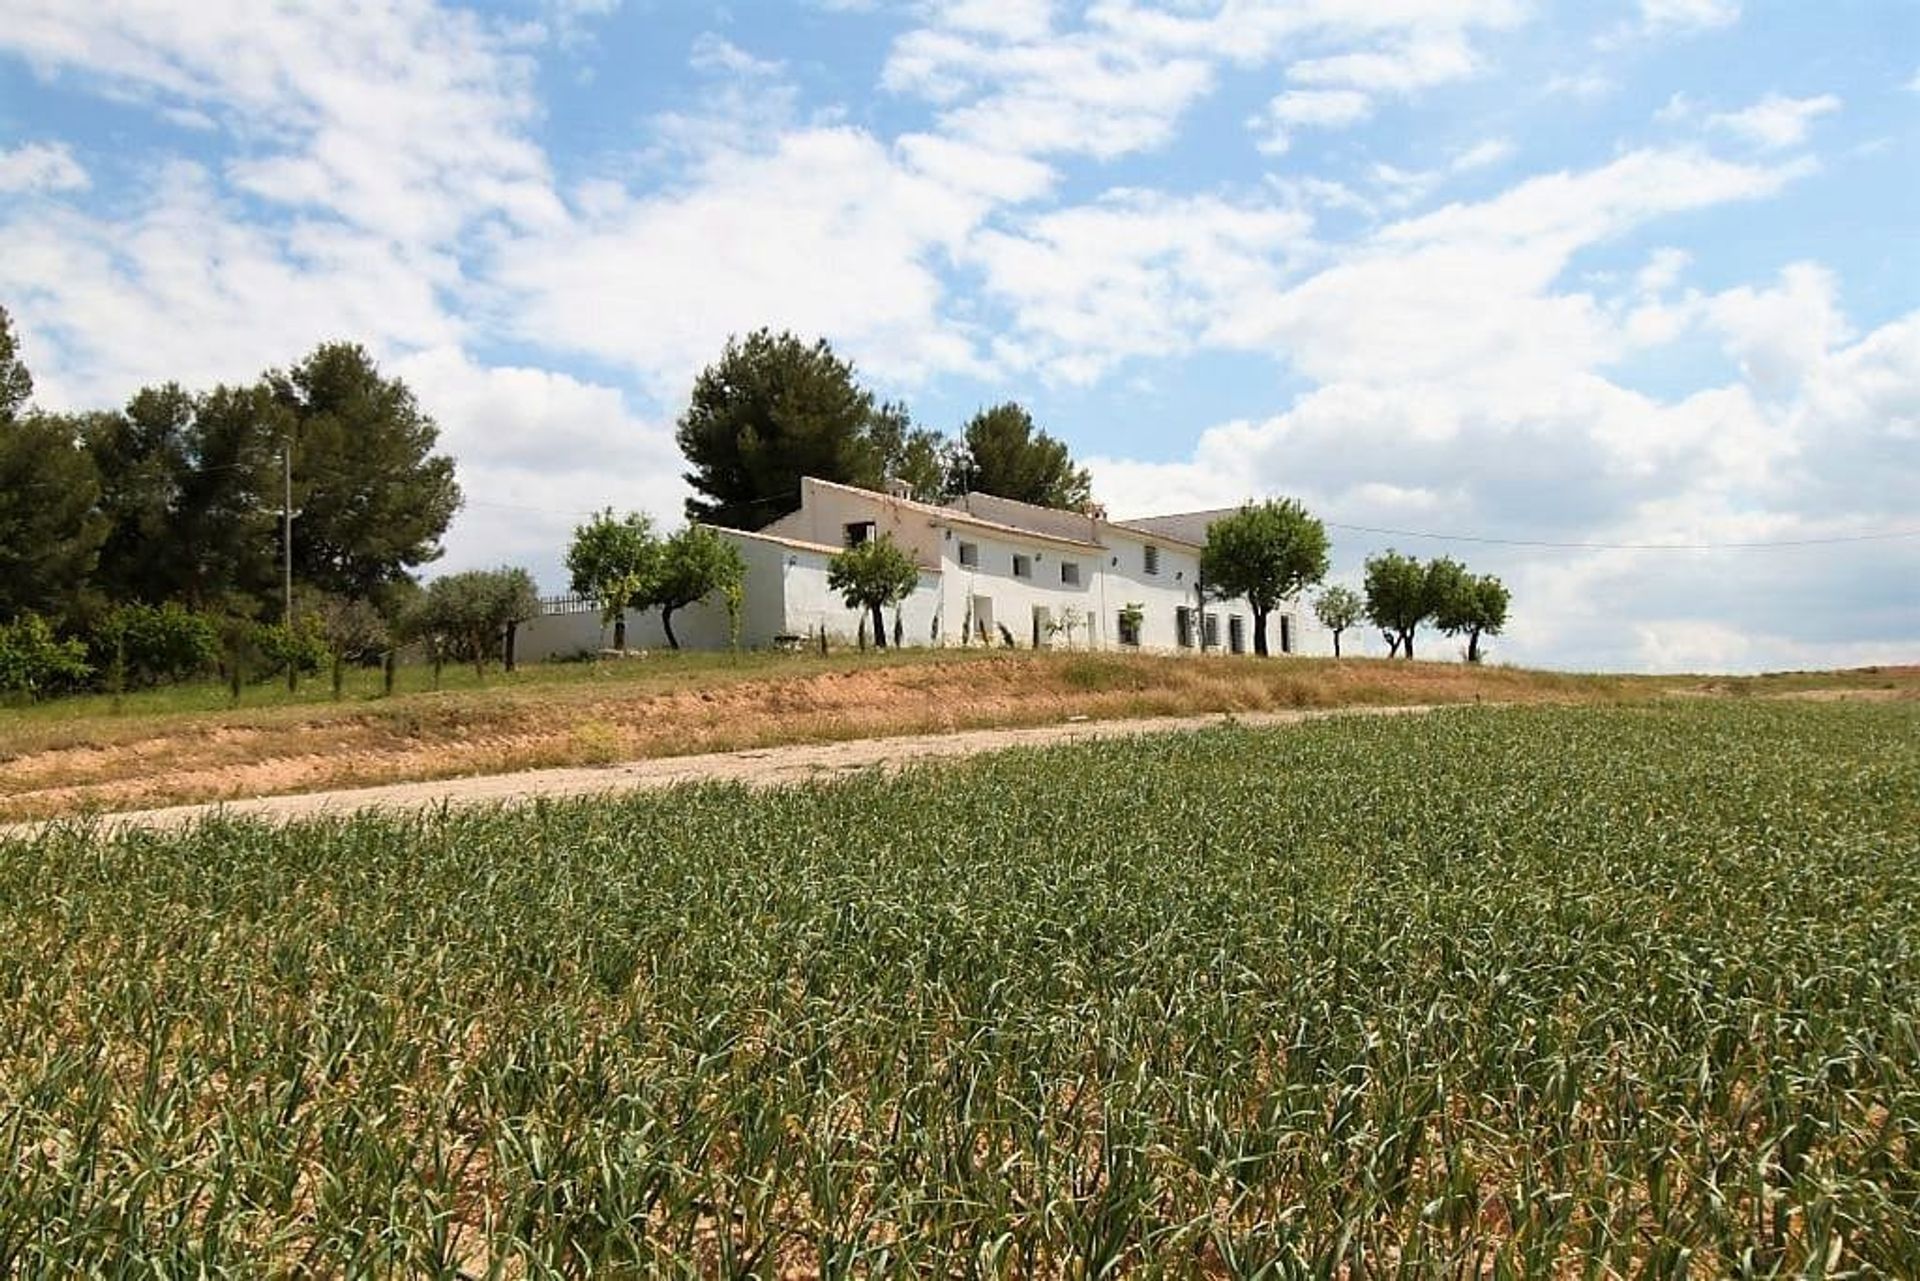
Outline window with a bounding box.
[1203,613,1221,650]
[1143,544,1160,576]
[1118,609,1142,647]
[844,520,875,547]
[1175,606,1195,648]
[1059,561,1081,586]
[957,541,979,568]
[1012,553,1033,579]
[1228,615,1246,655]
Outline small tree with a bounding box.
[826,535,920,651]
[1436,571,1510,664]
[413,567,540,677]
[649,525,747,651]
[308,595,390,698]
[1313,585,1362,658]
[566,509,659,651]
[1199,499,1330,657]
[0,614,91,703]
[1363,550,1456,661]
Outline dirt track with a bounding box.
[5,704,1441,839]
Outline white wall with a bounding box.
[516,483,1334,659]
[934,526,1103,649]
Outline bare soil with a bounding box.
[2,651,1909,825]
[4,704,1442,838]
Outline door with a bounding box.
[1032,605,1052,649]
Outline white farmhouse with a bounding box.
[516,478,1327,660]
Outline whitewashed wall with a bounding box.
[516,482,1333,660]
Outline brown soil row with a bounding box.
[1,652,1907,823]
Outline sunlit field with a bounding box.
[3,701,1915,1274]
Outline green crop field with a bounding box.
[2,701,1916,1276]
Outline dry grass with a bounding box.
[0,650,1910,821]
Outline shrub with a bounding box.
[91,602,220,690]
[0,613,92,700]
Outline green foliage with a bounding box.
[0,410,106,623]
[3,702,1917,1271]
[676,329,888,529]
[950,402,1092,509]
[0,303,33,422]
[565,509,660,631]
[1365,553,1506,662]
[1363,549,1443,659]
[408,567,541,675]
[1313,584,1363,657]
[1435,570,1511,663]
[92,602,221,689]
[251,620,329,682]
[270,343,462,610]
[1200,498,1330,656]
[827,534,921,650]
[0,613,91,700]
[868,401,950,503]
[305,594,391,663]
[82,385,196,607]
[648,525,747,651]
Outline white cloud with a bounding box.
[1451,138,1514,171]
[688,32,783,79]
[1707,93,1842,150]
[883,23,1214,160]
[970,190,1314,383]
[394,346,688,589]
[492,126,991,396]
[0,0,562,244]
[1637,0,1742,34]
[1287,31,1480,94]
[1543,70,1615,100]
[0,141,89,193]
[1250,89,1373,154]
[0,161,459,408]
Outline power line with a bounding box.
[1322,520,1920,552]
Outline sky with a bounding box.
[0,0,1914,672]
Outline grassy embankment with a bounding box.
[3,700,1915,1273]
[0,647,1912,821]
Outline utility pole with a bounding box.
[282,441,294,630]
[283,441,297,693]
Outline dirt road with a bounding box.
[5,704,1442,839]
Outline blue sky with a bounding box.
[1,0,1914,671]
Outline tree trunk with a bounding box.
[662,606,681,651]
[504,621,518,672]
[1402,629,1415,661]
[331,653,344,700]
[383,648,396,697]
[613,614,627,651]
[1467,629,1482,663]
[870,603,888,649]
[1384,631,1400,658]
[1332,629,1342,658]
[1252,609,1269,657]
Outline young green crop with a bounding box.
[1,701,1916,1275]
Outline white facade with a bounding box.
[517,478,1328,659]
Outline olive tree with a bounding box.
[565,509,659,650]
[1436,571,1511,663]
[411,567,539,677]
[1199,498,1330,657]
[826,535,920,651]
[1313,585,1363,658]
[649,525,747,651]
